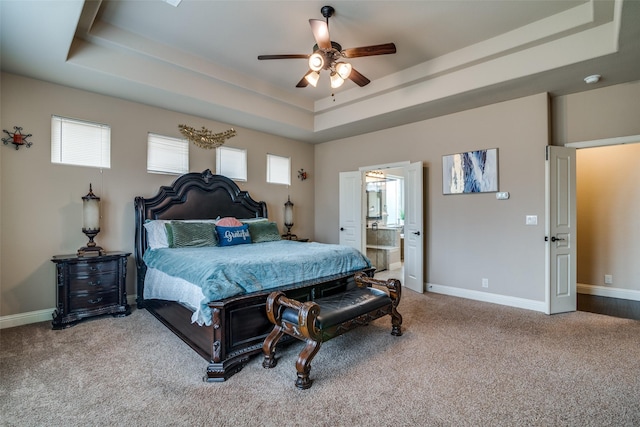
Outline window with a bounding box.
[147,133,189,175]
[51,115,111,168]
[216,146,247,181]
[266,154,290,185]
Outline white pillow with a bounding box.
[143,220,170,249]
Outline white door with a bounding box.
[546,146,577,314]
[404,162,424,293]
[339,171,363,250]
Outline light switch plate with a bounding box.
[525,215,538,225]
[496,192,510,200]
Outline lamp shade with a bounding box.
[330,72,344,88]
[308,52,324,72]
[82,184,100,231]
[335,62,352,80]
[284,196,294,228]
[305,71,320,87]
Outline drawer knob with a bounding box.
[87,280,102,286]
[88,297,103,304]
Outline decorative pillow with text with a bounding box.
[216,224,252,246]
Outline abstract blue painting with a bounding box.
[442,148,498,194]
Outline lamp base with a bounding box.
[77,245,105,257]
[281,233,298,241]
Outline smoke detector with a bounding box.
[584,74,601,84]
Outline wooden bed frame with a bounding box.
[134,170,373,381]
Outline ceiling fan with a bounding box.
[258,5,396,89]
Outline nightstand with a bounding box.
[51,252,131,329]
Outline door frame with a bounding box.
[356,161,425,292]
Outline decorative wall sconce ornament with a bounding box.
[282,196,297,240]
[298,169,308,181]
[178,124,237,149]
[78,184,105,257]
[2,126,33,150]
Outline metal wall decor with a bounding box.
[2,126,33,150]
[178,124,237,149]
[298,169,308,181]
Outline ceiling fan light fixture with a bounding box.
[305,71,320,87]
[309,53,324,71]
[336,62,352,80]
[330,72,345,88]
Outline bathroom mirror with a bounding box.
[367,189,382,219]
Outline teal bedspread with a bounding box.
[143,240,371,323]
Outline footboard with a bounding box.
[143,268,374,382]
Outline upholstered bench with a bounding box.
[262,272,402,389]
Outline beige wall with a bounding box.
[314,93,550,302]
[0,73,313,316]
[3,70,639,320]
[552,80,640,145]
[576,143,640,290]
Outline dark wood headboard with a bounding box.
[133,169,267,306]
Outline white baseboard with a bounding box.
[577,283,640,301]
[427,283,547,313]
[0,295,138,330]
[0,308,54,329]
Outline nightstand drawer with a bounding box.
[69,271,119,293]
[69,290,119,312]
[69,259,119,276]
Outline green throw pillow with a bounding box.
[248,221,281,243]
[166,221,218,248]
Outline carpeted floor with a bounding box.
[1,289,639,427]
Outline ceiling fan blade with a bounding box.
[342,43,397,58]
[348,68,371,87]
[296,71,311,88]
[309,19,331,50]
[258,54,309,60]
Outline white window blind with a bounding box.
[216,146,247,181]
[267,154,290,185]
[51,115,111,168]
[147,133,189,175]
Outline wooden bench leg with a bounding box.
[262,326,285,369]
[295,339,321,390]
[391,307,403,336]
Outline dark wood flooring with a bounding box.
[578,294,640,321]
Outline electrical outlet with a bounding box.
[482,278,489,288]
[604,274,613,285]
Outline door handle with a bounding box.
[545,236,565,242]
[413,231,421,236]
[340,227,345,231]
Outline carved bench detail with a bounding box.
[262,272,402,389]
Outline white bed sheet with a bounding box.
[143,267,209,325]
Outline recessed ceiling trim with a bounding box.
[314,22,619,131]
[67,39,316,134]
[315,1,600,113]
[76,20,314,112]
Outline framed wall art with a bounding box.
[442,148,498,194]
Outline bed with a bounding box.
[134,169,374,381]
